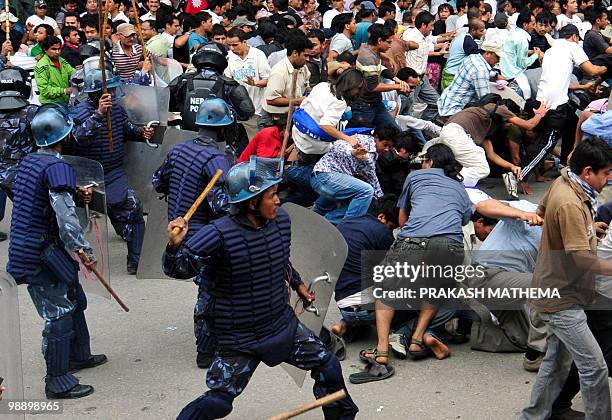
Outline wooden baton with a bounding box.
[79,251,130,312]
[268,390,347,420]
[278,70,299,159]
[170,169,223,236]
[98,0,113,151]
[130,0,148,60]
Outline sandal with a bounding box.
[407,338,431,360]
[359,348,388,364]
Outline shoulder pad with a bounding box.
[219,75,238,86]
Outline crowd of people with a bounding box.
[2,0,612,418]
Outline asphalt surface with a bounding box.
[0,177,599,420]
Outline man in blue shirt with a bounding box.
[441,18,484,90]
[188,12,213,54]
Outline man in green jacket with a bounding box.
[34,36,75,104]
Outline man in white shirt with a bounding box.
[402,11,449,121]
[323,0,346,29]
[140,0,160,21]
[26,0,59,35]
[518,24,606,184]
[108,0,129,24]
[207,0,230,25]
[225,28,272,139]
[556,0,582,33]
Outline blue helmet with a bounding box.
[31,103,74,147]
[226,156,284,204]
[195,98,235,127]
[83,68,121,93]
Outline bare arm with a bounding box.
[398,208,409,227]
[482,140,521,177]
[580,60,607,76]
[267,97,304,107]
[475,199,543,225]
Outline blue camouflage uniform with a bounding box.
[8,149,95,393]
[69,98,146,267]
[163,208,359,420]
[152,136,231,358]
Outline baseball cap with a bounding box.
[481,39,504,57]
[232,16,257,28]
[116,23,137,37]
[0,11,18,23]
[34,0,47,7]
[360,0,377,11]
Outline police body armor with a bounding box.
[0,105,39,194]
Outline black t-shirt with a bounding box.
[583,30,610,60]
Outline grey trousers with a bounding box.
[520,307,611,420]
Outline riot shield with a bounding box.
[62,156,111,300]
[119,84,170,127]
[135,128,198,280]
[0,272,24,420]
[280,203,348,387]
[151,55,184,87]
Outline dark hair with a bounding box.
[307,29,325,43]
[559,23,579,38]
[227,28,248,41]
[368,195,400,227]
[330,68,364,100]
[141,19,155,29]
[195,11,213,25]
[560,0,571,12]
[585,6,607,24]
[394,131,422,154]
[500,98,521,115]
[425,143,464,182]
[516,9,534,28]
[258,19,278,41]
[438,3,454,14]
[510,0,523,10]
[536,10,555,25]
[379,2,396,18]
[368,23,392,45]
[457,0,468,11]
[356,9,375,22]
[570,138,612,175]
[468,0,481,9]
[384,19,398,33]
[331,12,353,34]
[471,210,498,225]
[415,11,435,28]
[286,35,313,55]
[483,3,493,13]
[82,17,99,31]
[211,24,227,37]
[273,0,289,11]
[41,35,62,51]
[467,7,482,20]
[63,0,77,4]
[208,0,229,11]
[530,0,544,11]
[374,125,399,142]
[396,66,420,81]
[337,50,356,65]
[63,11,79,21]
[61,26,78,40]
[159,13,179,30]
[34,23,54,37]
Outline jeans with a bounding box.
[284,164,320,208]
[521,307,611,420]
[410,78,440,122]
[350,100,400,131]
[340,307,376,326]
[0,189,5,221]
[310,171,374,225]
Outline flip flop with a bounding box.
[349,362,395,384]
[407,337,431,360]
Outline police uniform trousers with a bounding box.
[194,274,215,357]
[26,267,92,393]
[177,322,359,420]
[105,168,145,264]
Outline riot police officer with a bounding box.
[168,42,255,154]
[152,98,234,369]
[0,66,39,241]
[164,157,359,420]
[69,68,154,274]
[7,104,107,400]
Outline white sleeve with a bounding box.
[319,97,347,126]
[258,51,272,79]
[571,43,589,67]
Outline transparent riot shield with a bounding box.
[119,84,170,127]
[0,272,24,420]
[62,156,111,299]
[135,128,198,280]
[489,82,526,110]
[150,55,184,87]
[280,203,348,387]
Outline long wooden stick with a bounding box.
[269,390,347,420]
[278,70,299,159]
[170,169,223,236]
[79,251,130,312]
[98,0,113,151]
[130,0,148,60]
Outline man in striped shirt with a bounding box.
[111,23,145,81]
[438,39,503,117]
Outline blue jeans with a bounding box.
[310,171,374,225]
[521,307,611,420]
[340,307,376,326]
[284,164,320,208]
[350,100,400,131]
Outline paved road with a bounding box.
[0,177,596,419]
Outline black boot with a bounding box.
[197,352,213,369]
[69,354,108,372]
[46,384,94,399]
[127,258,138,275]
